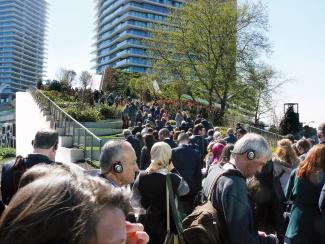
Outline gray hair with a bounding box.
[213,131,222,141]
[158,128,170,140]
[233,133,271,160]
[99,140,125,173]
[123,129,132,138]
[177,132,189,143]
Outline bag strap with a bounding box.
[166,174,186,244]
[285,172,297,205]
[12,155,26,193]
[166,175,170,234]
[207,167,243,200]
[207,168,227,200]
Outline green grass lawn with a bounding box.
[0,148,16,161]
[99,134,123,140]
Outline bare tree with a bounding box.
[79,71,93,90]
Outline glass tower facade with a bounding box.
[0,0,48,103]
[94,0,183,74]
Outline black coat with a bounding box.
[171,144,202,195]
[140,146,151,170]
[163,138,177,149]
[320,183,325,217]
[189,135,207,163]
[132,171,187,244]
[126,136,142,166]
[1,154,54,204]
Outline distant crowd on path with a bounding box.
[0,115,325,243]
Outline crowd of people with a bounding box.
[0,104,324,244]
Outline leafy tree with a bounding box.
[101,68,140,96]
[36,79,43,89]
[128,74,159,102]
[269,124,279,134]
[238,64,287,125]
[302,125,316,138]
[101,67,118,91]
[279,105,301,135]
[148,0,270,122]
[48,80,61,92]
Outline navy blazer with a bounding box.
[171,144,202,195]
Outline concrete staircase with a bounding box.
[55,119,123,162]
[17,91,123,165]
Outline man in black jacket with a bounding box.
[203,133,278,244]
[123,129,141,167]
[189,123,207,167]
[158,128,177,149]
[1,129,58,204]
[172,132,202,214]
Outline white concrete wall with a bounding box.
[16,92,50,157]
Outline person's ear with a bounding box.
[53,142,58,151]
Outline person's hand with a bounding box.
[268,234,279,244]
[258,231,267,238]
[126,221,149,244]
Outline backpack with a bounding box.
[12,155,27,195]
[1,155,27,204]
[182,169,233,244]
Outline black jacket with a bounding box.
[126,136,142,166]
[1,154,54,204]
[189,135,207,162]
[140,146,151,170]
[132,171,188,242]
[204,165,277,244]
[320,183,325,217]
[163,138,177,149]
[171,144,202,195]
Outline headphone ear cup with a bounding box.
[247,151,255,160]
[113,162,123,173]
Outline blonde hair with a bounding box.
[275,139,299,167]
[147,142,172,173]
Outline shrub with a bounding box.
[0,148,16,161]
[168,119,176,126]
[65,107,101,122]
[36,80,43,89]
[99,105,122,119]
[48,80,61,92]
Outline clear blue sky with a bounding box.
[46,0,324,127]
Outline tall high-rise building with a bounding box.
[93,0,183,74]
[0,0,48,104]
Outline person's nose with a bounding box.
[134,163,139,171]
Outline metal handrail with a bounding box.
[28,88,102,162]
[247,126,284,148]
[216,118,284,148]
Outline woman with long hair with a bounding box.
[285,144,325,243]
[132,142,189,244]
[273,139,300,192]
